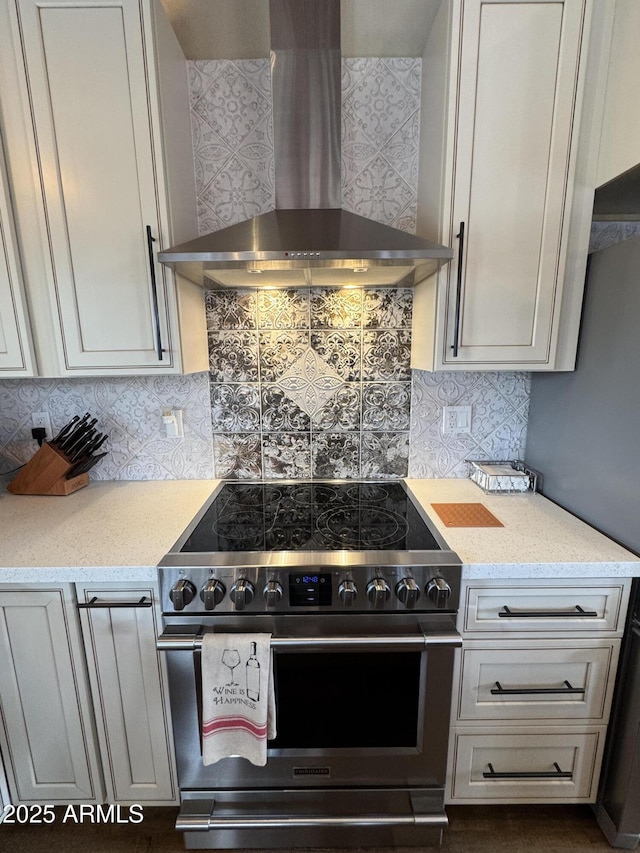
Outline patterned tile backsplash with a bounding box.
[189,57,421,235]
[0,374,214,480]
[409,370,531,479]
[0,361,529,482]
[206,287,415,479]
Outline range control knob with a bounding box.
[338,579,357,607]
[230,578,255,611]
[200,578,226,611]
[169,579,197,611]
[395,577,420,609]
[263,580,283,608]
[426,577,452,609]
[366,577,391,609]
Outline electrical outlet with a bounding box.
[442,405,472,436]
[31,412,52,440]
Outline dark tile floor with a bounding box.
[0,804,620,853]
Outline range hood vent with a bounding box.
[158,0,453,289]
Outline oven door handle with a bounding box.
[176,797,448,831]
[156,628,461,652]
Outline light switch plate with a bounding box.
[442,405,472,435]
[162,408,184,439]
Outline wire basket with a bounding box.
[467,460,539,495]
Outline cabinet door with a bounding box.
[13,0,174,372]
[0,136,35,375]
[440,0,587,367]
[76,583,177,804]
[0,586,102,803]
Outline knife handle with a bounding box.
[52,415,79,445]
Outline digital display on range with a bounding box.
[289,573,332,606]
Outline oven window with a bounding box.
[270,652,421,749]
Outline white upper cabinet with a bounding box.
[414,0,611,371]
[0,0,208,375]
[596,0,640,187]
[0,137,35,376]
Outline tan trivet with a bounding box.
[431,502,504,528]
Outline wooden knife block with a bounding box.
[7,442,89,496]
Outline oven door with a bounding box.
[158,613,461,792]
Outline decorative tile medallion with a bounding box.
[208,330,259,382]
[257,290,310,330]
[311,330,362,381]
[213,433,262,479]
[276,347,344,418]
[310,288,363,329]
[362,330,411,381]
[362,382,411,431]
[210,384,260,433]
[205,289,257,330]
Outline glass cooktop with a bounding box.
[180,481,442,553]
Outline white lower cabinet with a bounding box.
[76,582,177,804]
[457,641,619,723]
[446,578,632,804]
[449,727,606,802]
[0,585,103,803]
[0,582,177,806]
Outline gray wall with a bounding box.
[525,236,640,554]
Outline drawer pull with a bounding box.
[77,596,152,609]
[483,762,573,780]
[499,604,598,619]
[490,679,585,696]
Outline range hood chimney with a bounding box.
[158,0,453,288]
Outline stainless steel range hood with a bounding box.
[158,0,453,289]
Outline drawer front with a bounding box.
[457,642,619,722]
[449,728,605,802]
[463,582,627,635]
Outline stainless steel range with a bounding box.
[157,480,462,849]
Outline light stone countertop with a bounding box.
[0,477,637,583]
[405,479,640,578]
[0,479,218,582]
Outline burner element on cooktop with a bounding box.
[179,481,442,554]
[316,506,407,548]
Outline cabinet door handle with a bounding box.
[498,604,598,619]
[451,220,465,357]
[490,680,585,696]
[483,762,573,780]
[77,596,152,609]
[145,225,164,361]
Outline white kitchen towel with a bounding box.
[201,632,276,767]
